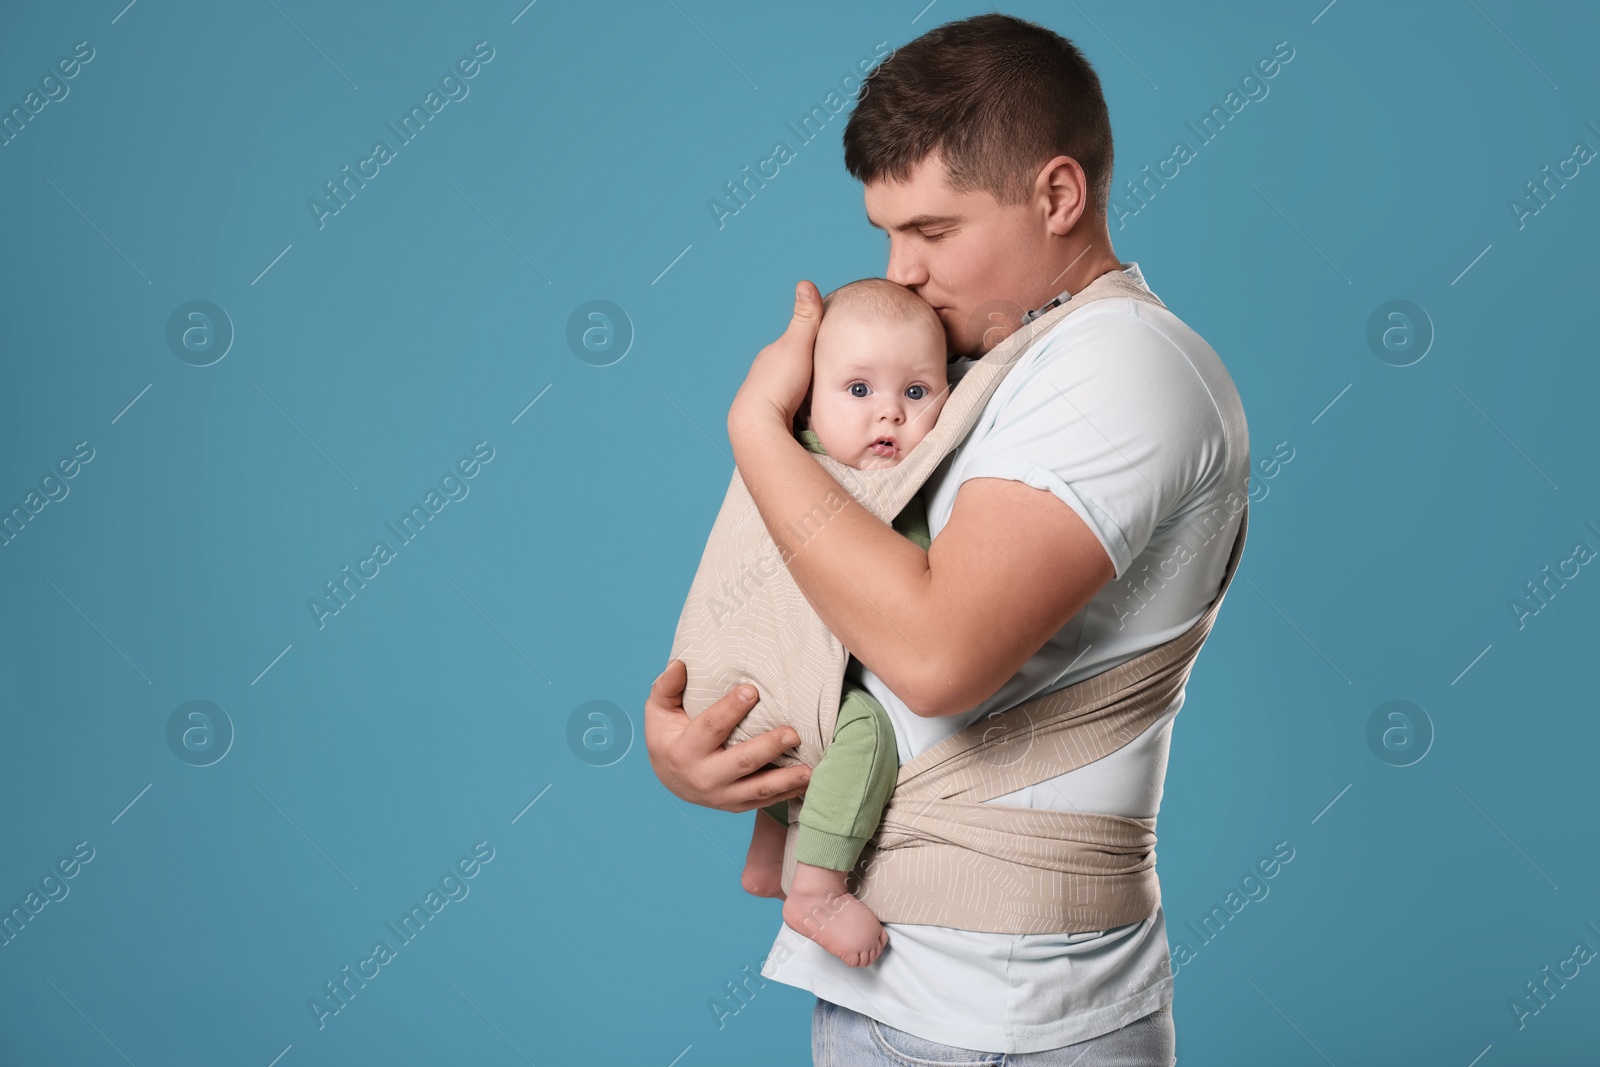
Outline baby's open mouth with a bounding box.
[870,438,898,457]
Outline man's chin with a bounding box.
[944,324,994,361]
[943,331,977,360]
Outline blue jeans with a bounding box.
[811,997,1176,1066]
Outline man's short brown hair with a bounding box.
[842,13,1114,216]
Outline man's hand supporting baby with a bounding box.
[645,659,811,813]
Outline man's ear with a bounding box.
[1038,154,1090,236]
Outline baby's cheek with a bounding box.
[901,425,932,452]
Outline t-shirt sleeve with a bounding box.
[948,307,1228,579]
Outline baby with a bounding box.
[740,277,951,968]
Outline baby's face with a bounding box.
[806,313,949,469]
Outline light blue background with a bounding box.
[1,1,1596,1063]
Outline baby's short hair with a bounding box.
[821,277,941,332]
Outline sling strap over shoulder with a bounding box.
[668,268,1248,933]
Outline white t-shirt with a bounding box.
[760,262,1250,1053]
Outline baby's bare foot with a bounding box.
[741,810,788,899]
[782,862,887,967]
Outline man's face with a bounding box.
[862,151,1053,359]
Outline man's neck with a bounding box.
[1036,235,1123,312]
[1013,247,1125,333]
[947,233,1125,363]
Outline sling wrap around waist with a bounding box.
[668,268,1248,934]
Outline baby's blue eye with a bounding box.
[906,384,927,400]
[849,382,870,398]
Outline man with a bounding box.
[646,12,1248,1063]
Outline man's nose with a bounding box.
[884,237,926,288]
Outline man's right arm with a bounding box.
[644,659,812,813]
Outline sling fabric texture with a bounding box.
[668,268,1248,933]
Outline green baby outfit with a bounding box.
[759,429,928,871]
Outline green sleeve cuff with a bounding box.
[796,428,827,455]
[792,824,870,872]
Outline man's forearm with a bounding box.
[729,406,948,714]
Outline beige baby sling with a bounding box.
[668,267,1248,934]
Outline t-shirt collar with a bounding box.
[945,262,1147,373]
[1020,261,1145,324]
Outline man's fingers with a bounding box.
[644,659,688,736]
[726,760,813,812]
[788,280,822,333]
[650,668,811,810]
[690,681,760,752]
[743,721,803,766]
[716,721,808,806]
[643,659,688,780]
[647,658,686,706]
